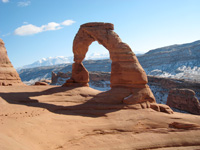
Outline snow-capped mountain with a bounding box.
[85,52,109,60]
[17,56,73,71]
[17,52,110,71]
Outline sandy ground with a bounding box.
[0,85,200,150]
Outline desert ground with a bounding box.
[0,85,200,150]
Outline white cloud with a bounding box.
[14,24,42,36]
[2,0,9,3]
[14,19,75,36]
[41,22,62,31]
[62,20,75,26]
[18,1,31,7]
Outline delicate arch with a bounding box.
[63,22,155,104]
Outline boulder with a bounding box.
[167,89,200,115]
[0,39,24,86]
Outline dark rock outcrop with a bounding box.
[167,89,200,115]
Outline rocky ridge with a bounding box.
[139,40,200,81]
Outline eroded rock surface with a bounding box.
[167,89,200,115]
[0,39,23,86]
[0,86,199,150]
[63,22,157,106]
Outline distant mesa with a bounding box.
[0,39,24,86]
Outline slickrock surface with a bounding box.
[0,86,200,150]
[63,22,155,105]
[167,89,200,115]
[35,81,49,86]
[0,39,23,86]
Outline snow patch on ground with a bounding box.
[89,81,111,91]
[148,84,169,104]
[147,66,200,82]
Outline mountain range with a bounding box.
[16,56,72,71]
[17,52,110,71]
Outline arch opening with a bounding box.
[85,41,109,61]
[84,41,111,91]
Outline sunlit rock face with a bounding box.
[0,39,24,86]
[63,22,156,105]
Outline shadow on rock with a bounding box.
[0,86,136,117]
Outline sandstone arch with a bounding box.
[63,22,156,104]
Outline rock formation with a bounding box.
[167,89,200,115]
[51,71,71,85]
[63,22,157,106]
[0,39,23,86]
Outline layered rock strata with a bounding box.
[0,39,23,86]
[63,22,157,106]
[167,89,200,115]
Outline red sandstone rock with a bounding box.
[63,22,156,105]
[0,39,24,86]
[167,89,200,115]
[71,63,89,83]
[35,81,49,86]
[123,85,155,104]
[169,121,200,129]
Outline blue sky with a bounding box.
[0,0,200,68]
